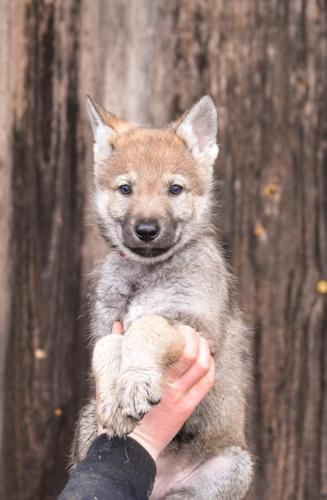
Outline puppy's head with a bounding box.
[87,96,219,263]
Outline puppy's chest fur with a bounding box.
[92,241,229,493]
[93,238,226,340]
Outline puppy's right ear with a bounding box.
[86,96,130,160]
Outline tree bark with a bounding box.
[0,1,326,499]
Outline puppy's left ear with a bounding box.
[174,96,218,167]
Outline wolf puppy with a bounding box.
[72,96,253,499]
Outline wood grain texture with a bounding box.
[0,1,326,499]
[1,1,88,498]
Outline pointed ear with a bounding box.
[174,96,218,167]
[86,96,130,160]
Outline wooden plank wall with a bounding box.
[0,1,326,498]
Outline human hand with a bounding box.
[97,321,215,461]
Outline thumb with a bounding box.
[112,321,124,334]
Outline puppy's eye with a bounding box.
[169,184,183,195]
[119,184,132,195]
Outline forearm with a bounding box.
[59,435,156,500]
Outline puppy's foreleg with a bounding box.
[118,315,184,421]
[92,333,136,436]
[71,335,124,464]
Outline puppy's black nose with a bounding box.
[135,220,160,242]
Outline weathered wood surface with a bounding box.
[0,1,326,499]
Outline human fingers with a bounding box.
[182,356,215,410]
[130,357,215,458]
[166,325,200,381]
[112,321,124,334]
[174,336,212,392]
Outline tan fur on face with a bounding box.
[98,128,206,197]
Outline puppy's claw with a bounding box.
[149,397,162,406]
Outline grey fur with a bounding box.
[71,97,254,499]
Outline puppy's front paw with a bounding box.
[97,394,136,437]
[118,369,163,420]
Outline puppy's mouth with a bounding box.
[127,247,171,258]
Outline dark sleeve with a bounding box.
[58,435,156,500]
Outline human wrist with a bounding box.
[129,429,161,461]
